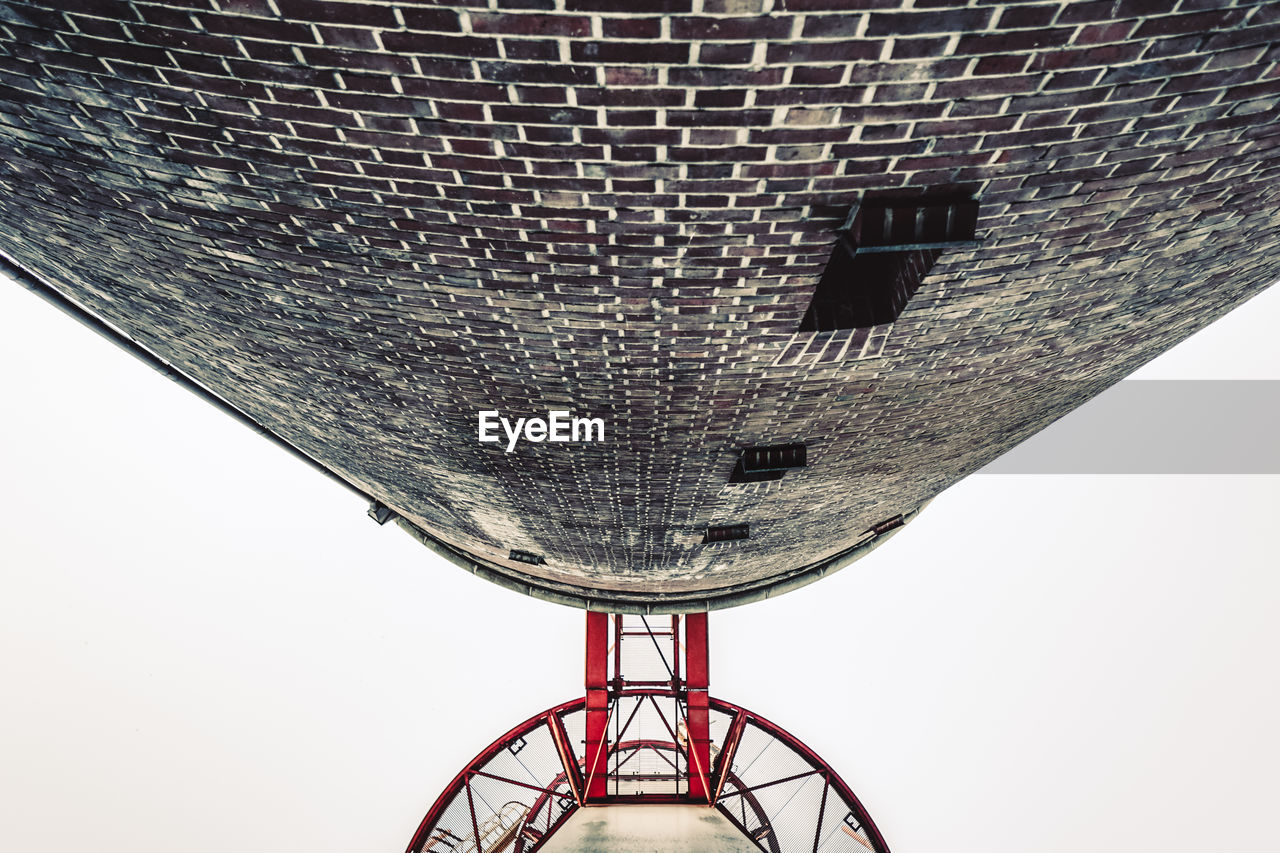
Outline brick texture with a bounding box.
[0,0,1278,610]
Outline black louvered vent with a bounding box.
[509,549,546,565]
[703,523,750,544]
[867,514,905,536]
[730,442,807,483]
[801,197,979,331]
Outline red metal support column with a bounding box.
[713,709,747,805]
[547,712,583,807]
[684,611,712,802]
[672,614,682,690]
[584,611,610,801]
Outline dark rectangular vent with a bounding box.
[703,523,750,543]
[509,549,545,565]
[731,443,806,483]
[730,464,784,484]
[867,514,905,536]
[742,443,806,473]
[800,197,979,332]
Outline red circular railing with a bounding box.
[406,696,888,853]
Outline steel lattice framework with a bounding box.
[406,615,887,853]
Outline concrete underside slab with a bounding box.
[5,5,1280,610]
[540,805,759,853]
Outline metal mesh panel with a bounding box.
[813,789,878,853]
[610,742,682,797]
[616,614,678,685]
[560,707,584,759]
[729,723,778,784]
[424,790,480,853]
[751,772,825,853]
[607,692,685,797]
[719,775,769,843]
[412,708,580,853]
[710,707,735,752]
[480,724,561,794]
[714,713,886,853]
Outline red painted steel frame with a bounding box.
[405,614,890,853]
[583,611,610,800]
[405,696,890,853]
[685,612,711,801]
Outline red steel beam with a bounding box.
[584,611,610,801]
[684,611,711,802]
[672,614,682,686]
[547,712,583,807]
[464,777,481,852]
[713,709,747,805]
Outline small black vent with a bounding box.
[743,443,806,473]
[703,523,750,543]
[867,514,905,536]
[730,443,807,483]
[800,197,979,331]
[509,549,546,565]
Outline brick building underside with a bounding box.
[0,1,1277,611]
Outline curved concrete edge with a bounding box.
[5,242,928,613]
[393,501,929,614]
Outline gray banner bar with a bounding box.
[978,380,1280,475]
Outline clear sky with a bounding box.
[1,276,1276,853]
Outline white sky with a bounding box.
[1,277,1277,853]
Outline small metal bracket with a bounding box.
[368,501,397,525]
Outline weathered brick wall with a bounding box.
[0,1,1277,610]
